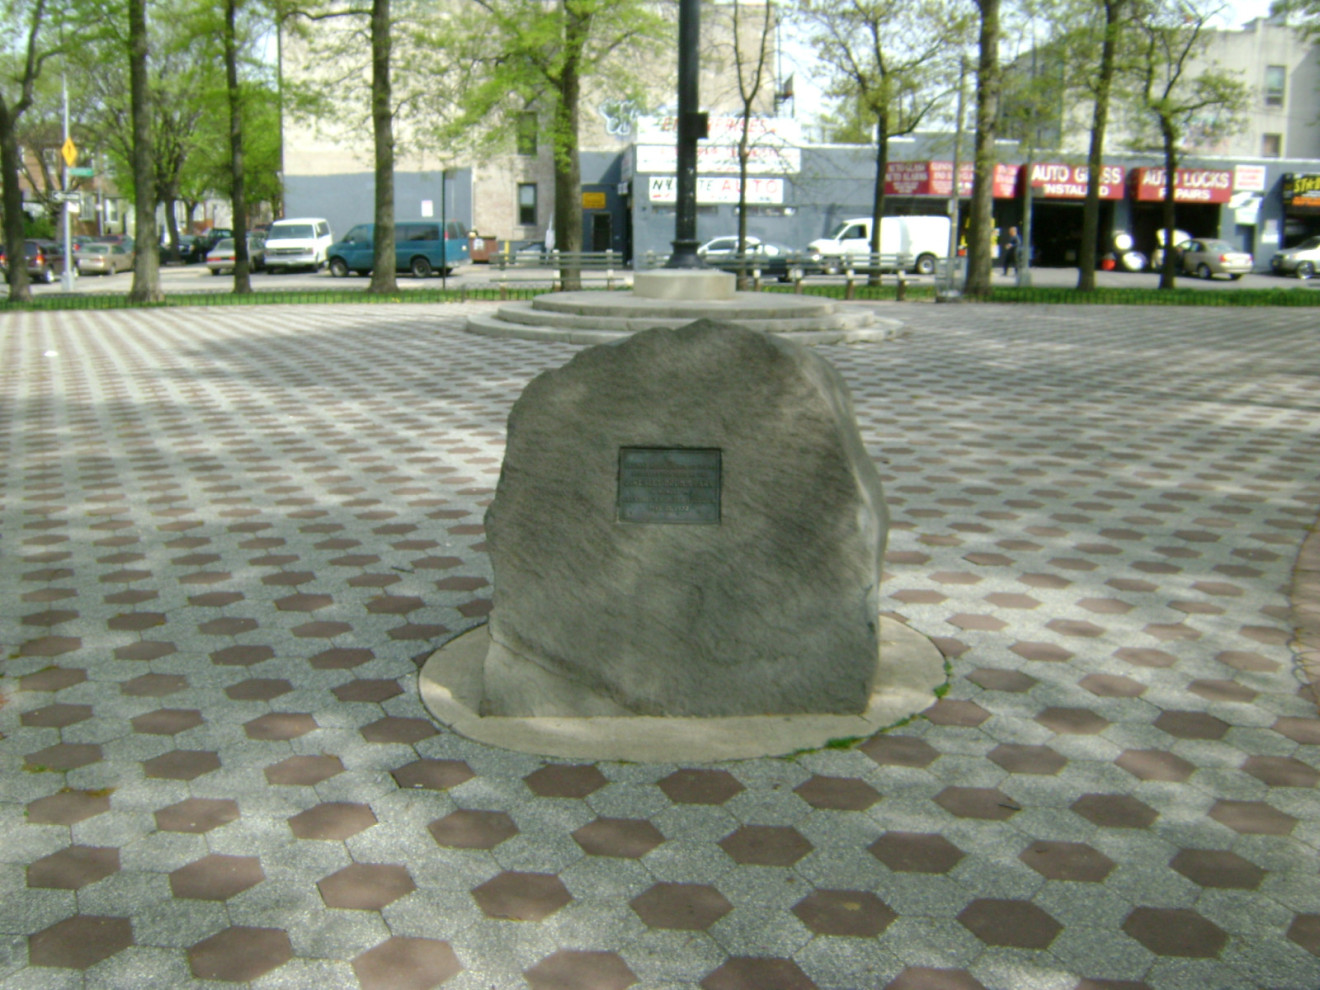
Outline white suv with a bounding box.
[263,217,333,272]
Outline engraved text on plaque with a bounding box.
[618,448,721,524]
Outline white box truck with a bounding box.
[806,215,951,275]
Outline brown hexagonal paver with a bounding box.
[1170,849,1264,890]
[934,786,1020,820]
[225,677,293,701]
[27,789,112,825]
[353,936,461,990]
[573,818,666,858]
[1241,755,1320,788]
[360,716,438,744]
[121,673,188,697]
[869,832,965,873]
[859,735,939,767]
[1154,711,1229,740]
[967,668,1037,693]
[1273,717,1320,745]
[155,797,240,834]
[1207,799,1296,836]
[1287,914,1320,957]
[701,957,818,990]
[18,636,81,658]
[1019,841,1114,882]
[1115,749,1196,782]
[428,809,518,849]
[309,647,375,669]
[658,768,744,805]
[524,763,609,798]
[333,678,403,703]
[131,708,203,735]
[288,802,377,840]
[28,915,134,969]
[27,846,120,889]
[265,754,344,786]
[24,743,102,772]
[923,699,991,726]
[319,862,416,909]
[792,889,895,937]
[958,898,1062,949]
[525,950,636,990]
[630,882,733,931]
[1080,674,1147,698]
[988,743,1067,775]
[718,825,812,866]
[189,926,293,982]
[1036,707,1109,735]
[245,712,318,740]
[1071,794,1158,829]
[20,665,87,692]
[883,967,987,989]
[1189,679,1257,704]
[1122,907,1227,958]
[142,749,220,780]
[393,759,475,791]
[1009,641,1073,663]
[472,871,571,921]
[21,703,93,728]
[793,774,881,810]
[170,854,264,900]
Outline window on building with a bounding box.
[518,183,537,226]
[1264,65,1285,107]
[516,112,538,156]
[1262,133,1282,158]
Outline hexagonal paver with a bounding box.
[793,774,880,810]
[309,647,375,669]
[1273,717,1320,745]
[189,926,293,982]
[967,668,1037,692]
[24,743,102,772]
[121,672,188,697]
[958,898,1062,949]
[226,677,293,701]
[319,862,416,909]
[28,915,134,969]
[1072,794,1158,829]
[428,809,518,849]
[1170,849,1264,890]
[472,871,571,921]
[524,763,609,798]
[393,759,475,791]
[630,882,733,931]
[27,789,112,825]
[142,749,221,780]
[701,957,818,990]
[860,735,939,767]
[360,716,437,744]
[718,825,812,866]
[21,703,93,728]
[883,967,987,990]
[1154,711,1229,740]
[20,666,87,692]
[869,832,965,873]
[1036,707,1109,735]
[1115,749,1196,782]
[525,950,636,990]
[1241,755,1320,788]
[573,818,666,858]
[1080,674,1147,698]
[1287,914,1320,957]
[27,846,120,889]
[1122,907,1227,958]
[658,768,744,805]
[131,708,204,735]
[265,754,344,786]
[288,802,377,840]
[1009,641,1073,663]
[922,699,990,726]
[353,937,461,990]
[792,889,895,937]
[155,797,240,833]
[170,854,264,900]
[988,743,1067,775]
[333,678,403,703]
[1019,841,1115,882]
[244,712,318,740]
[1207,799,1296,836]
[934,787,1020,820]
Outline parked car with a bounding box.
[326,220,469,278]
[264,217,333,272]
[0,239,58,283]
[1270,235,1320,279]
[77,242,135,276]
[698,236,799,281]
[206,235,266,275]
[1179,238,1253,280]
[160,234,208,265]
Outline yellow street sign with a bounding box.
[61,138,77,168]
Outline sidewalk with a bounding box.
[1,301,1318,989]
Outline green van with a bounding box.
[326,220,469,278]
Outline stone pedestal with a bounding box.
[633,269,735,300]
[480,320,889,718]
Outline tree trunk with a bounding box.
[128,0,163,303]
[736,116,751,290]
[369,0,397,292]
[869,117,888,287]
[554,0,588,293]
[227,0,251,293]
[1159,127,1178,290]
[1077,0,1124,292]
[963,0,1000,298]
[2,115,32,302]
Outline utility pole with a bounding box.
[666,0,707,269]
[60,73,76,292]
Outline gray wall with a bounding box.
[284,169,474,245]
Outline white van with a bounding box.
[807,215,951,275]
[263,217,334,272]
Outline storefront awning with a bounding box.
[884,161,1017,198]
[1131,167,1234,204]
[1023,163,1125,199]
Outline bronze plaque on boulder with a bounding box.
[618,447,721,524]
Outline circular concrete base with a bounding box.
[633,269,736,301]
[418,618,947,763]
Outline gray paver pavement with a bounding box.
[1,300,1319,989]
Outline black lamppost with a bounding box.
[666,0,706,269]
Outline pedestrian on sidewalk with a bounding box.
[1002,225,1021,275]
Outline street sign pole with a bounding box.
[60,74,76,291]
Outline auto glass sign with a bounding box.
[1283,173,1320,214]
[1025,163,1125,199]
[1133,167,1233,203]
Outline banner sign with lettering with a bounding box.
[1132,167,1234,203]
[635,143,801,175]
[1282,173,1320,214]
[884,161,1017,198]
[1024,163,1125,199]
[648,175,784,205]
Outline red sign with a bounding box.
[1025,163,1125,199]
[885,161,1017,199]
[1132,167,1234,204]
